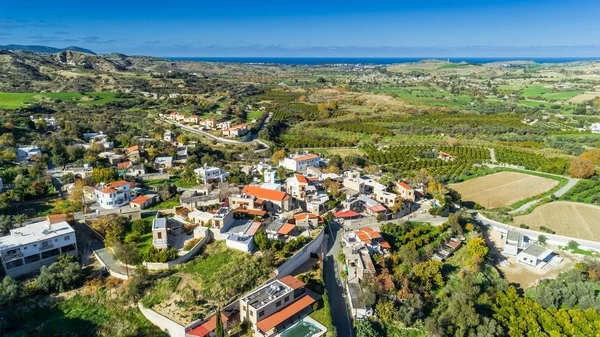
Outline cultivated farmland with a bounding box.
[450,171,558,208]
[513,201,600,241]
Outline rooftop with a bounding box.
[256,294,316,333]
[187,314,229,337]
[0,220,74,250]
[521,244,552,258]
[153,217,167,230]
[242,185,290,202]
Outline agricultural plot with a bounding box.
[449,172,558,209]
[513,201,600,241]
[0,91,126,108]
[522,84,581,101]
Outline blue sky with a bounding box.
[0,0,599,56]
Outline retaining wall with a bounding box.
[275,229,325,276]
[138,302,187,337]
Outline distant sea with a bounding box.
[165,57,600,65]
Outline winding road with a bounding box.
[161,113,272,153]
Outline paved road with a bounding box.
[162,116,272,153]
[473,211,600,252]
[90,241,132,278]
[324,220,354,337]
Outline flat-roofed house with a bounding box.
[0,215,77,277]
[279,153,320,173]
[517,244,553,268]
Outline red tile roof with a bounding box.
[380,241,392,250]
[131,195,152,205]
[187,314,229,337]
[334,210,360,219]
[295,174,309,184]
[107,180,129,188]
[396,181,413,191]
[367,205,387,213]
[256,294,315,333]
[246,222,262,236]
[127,145,139,153]
[278,223,296,235]
[294,213,318,221]
[234,208,267,217]
[47,214,67,224]
[293,154,319,162]
[100,187,118,194]
[242,185,290,202]
[117,161,132,169]
[279,275,305,290]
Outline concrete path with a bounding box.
[488,148,497,163]
[90,241,132,278]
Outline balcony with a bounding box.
[1,250,23,262]
[39,243,55,251]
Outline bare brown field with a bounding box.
[449,172,558,208]
[513,201,600,241]
[569,92,600,104]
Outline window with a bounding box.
[64,235,70,241]
[250,311,254,317]
[157,232,162,239]
[284,296,289,303]
[276,301,281,307]
[258,310,264,317]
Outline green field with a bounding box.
[0,91,128,108]
[246,110,264,121]
[522,84,581,101]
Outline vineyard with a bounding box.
[494,148,571,174]
[363,145,491,181]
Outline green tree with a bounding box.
[37,254,83,293]
[567,240,580,250]
[113,242,141,278]
[253,229,269,251]
[412,260,444,292]
[51,137,68,168]
[127,265,149,301]
[538,235,548,245]
[0,276,20,305]
[355,319,378,337]
[466,237,489,271]
[91,167,118,184]
[375,300,397,323]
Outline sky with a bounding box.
[0,0,599,57]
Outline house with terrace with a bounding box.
[239,276,320,337]
[265,217,297,241]
[343,227,392,255]
[94,180,132,209]
[195,165,229,184]
[279,153,321,173]
[0,214,77,277]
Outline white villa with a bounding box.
[94,180,132,209]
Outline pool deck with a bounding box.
[276,316,327,337]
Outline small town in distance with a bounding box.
[2,1,600,337]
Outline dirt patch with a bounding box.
[484,229,573,289]
[450,172,557,209]
[568,92,600,104]
[513,201,600,241]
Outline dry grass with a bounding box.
[450,172,557,208]
[513,201,600,241]
[569,92,600,104]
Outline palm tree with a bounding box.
[13,214,27,228]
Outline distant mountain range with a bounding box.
[0,44,95,55]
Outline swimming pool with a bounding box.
[280,321,323,337]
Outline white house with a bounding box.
[395,181,415,202]
[16,145,42,162]
[194,165,229,184]
[154,156,173,170]
[222,123,249,138]
[516,244,553,268]
[164,130,173,142]
[591,122,600,134]
[0,215,77,277]
[279,153,321,173]
[94,180,132,209]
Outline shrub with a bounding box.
[567,240,580,250]
[519,224,529,229]
[143,247,179,263]
[132,219,151,234]
[124,232,141,243]
[183,238,201,251]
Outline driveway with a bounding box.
[324,220,354,337]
